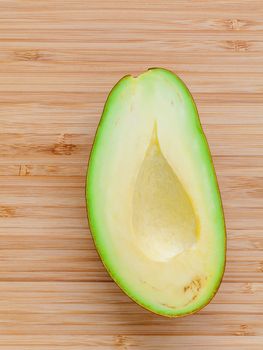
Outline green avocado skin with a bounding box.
[86,68,226,317]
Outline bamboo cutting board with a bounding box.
[0,1,262,349]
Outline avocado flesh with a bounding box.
[86,68,225,317]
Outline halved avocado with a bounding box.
[86,68,226,317]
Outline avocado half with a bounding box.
[86,68,226,317]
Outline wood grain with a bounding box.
[0,0,262,349]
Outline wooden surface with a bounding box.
[0,0,262,349]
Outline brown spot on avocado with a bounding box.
[192,294,198,301]
[183,277,203,307]
[184,277,202,293]
[183,293,198,307]
[140,279,160,291]
[184,285,190,293]
[161,302,176,309]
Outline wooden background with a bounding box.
[0,0,262,349]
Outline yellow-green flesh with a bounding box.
[86,68,225,317]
